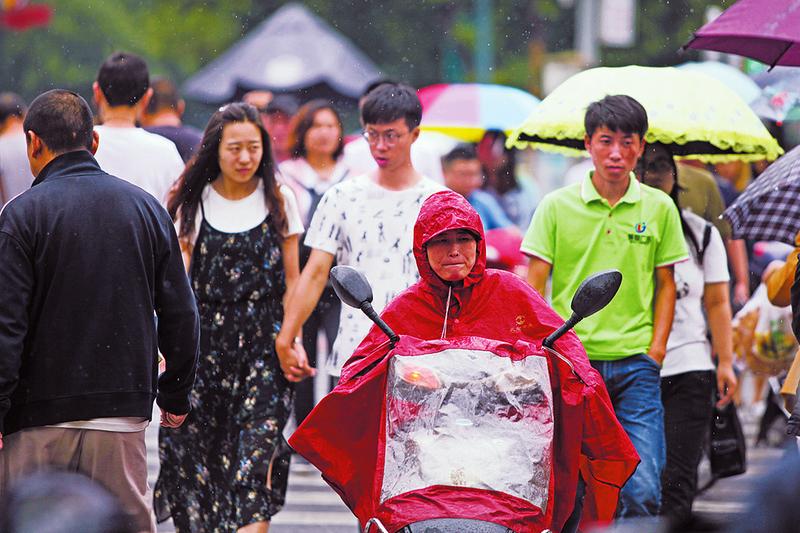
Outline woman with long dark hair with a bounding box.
[155,102,305,533]
[636,142,737,529]
[278,100,349,422]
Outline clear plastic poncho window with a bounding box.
[381,348,554,511]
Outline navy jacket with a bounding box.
[0,150,199,435]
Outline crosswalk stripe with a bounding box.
[271,511,358,526]
[700,486,754,497]
[692,500,748,514]
[287,472,329,487]
[285,489,349,506]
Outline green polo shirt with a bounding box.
[522,173,688,360]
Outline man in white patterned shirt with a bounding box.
[276,83,443,381]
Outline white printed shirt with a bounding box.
[661,210,730,377]
[305,174,444,375]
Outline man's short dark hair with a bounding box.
[442,143,478,168]
[585,94,648,139]
[360,78,398,100]
[145,77,180,114]
[0,93,27,124]
[23,90,94,153]
[361,83,422,130]
[96,52,150,107]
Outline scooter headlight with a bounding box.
[399,364,441,389]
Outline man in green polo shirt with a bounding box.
[523,95,688,518]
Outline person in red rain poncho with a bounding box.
[341,190,639,531]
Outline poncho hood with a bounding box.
[414,190,486,291]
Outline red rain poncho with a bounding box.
[290,190,638,532]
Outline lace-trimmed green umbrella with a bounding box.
[507,65,783,163]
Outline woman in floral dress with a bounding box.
[156,102,305,532]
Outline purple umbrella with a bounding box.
[684,0,800,68]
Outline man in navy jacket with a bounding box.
[0,89,199,532]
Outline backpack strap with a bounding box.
[698,222,712,265]
[299,169,350,223]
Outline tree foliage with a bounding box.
[0,0,736,105]
[0,0,265,100]
[603,0,735,66]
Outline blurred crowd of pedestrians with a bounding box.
[0,47,799,533]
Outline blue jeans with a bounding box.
[591,354,665,517]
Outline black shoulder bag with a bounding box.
[698,222,747,492]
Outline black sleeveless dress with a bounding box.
[155,203,293,531]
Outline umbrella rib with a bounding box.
[680,36,697,53]
[683,34,795,71]
[770,41,794,71]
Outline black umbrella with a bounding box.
[724,144,800,244]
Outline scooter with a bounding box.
[289,266,623,533]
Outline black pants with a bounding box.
[561,475,585,533]
[660,370,715,523]
[756,384,788,445]
[294,286,340,427]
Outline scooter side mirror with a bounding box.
[330,266,399,347]
[542,269,622,349]
[330,266,374,309]
[570,269,623,320]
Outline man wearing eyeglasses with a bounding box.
[276,83,444,383]
[342,80,446,183]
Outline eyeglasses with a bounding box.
[362,129,406,146]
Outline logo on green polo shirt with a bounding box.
[628,222,651,244]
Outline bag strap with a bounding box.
[300,169,350,222]
[697,222,712,265]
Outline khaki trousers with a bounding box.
[0,426,155,533]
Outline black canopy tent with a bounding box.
[182,3,381,106]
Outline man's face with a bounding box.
[443,159,483,198]
[363,117,419,170]
[426,229,479,282]
[714,160,743,182]
[584,126,645,185]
